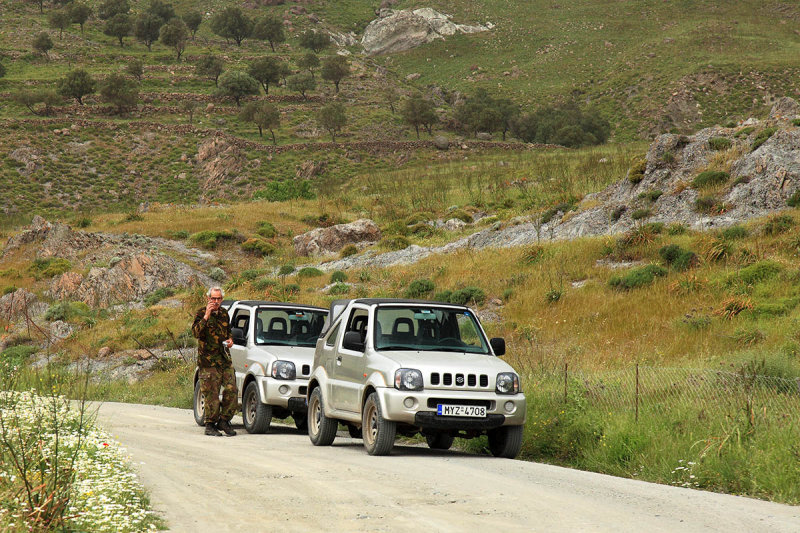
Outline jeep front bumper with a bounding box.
[376,387,526,427]
[256,375,309,411]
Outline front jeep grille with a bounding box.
[427,398,492,409]
[301,364,311,376]
[428,372,490,388]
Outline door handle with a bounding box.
[336,355,342,365]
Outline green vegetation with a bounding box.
[752,127,777,150]
[693,171,730,188]
[609,264,667,290]
[28,257,71,279]
[405,279,435,299]
[708,137,732,151]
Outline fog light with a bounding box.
[279,385,289,395]
[504,401,515,413]
[403,397,415,408]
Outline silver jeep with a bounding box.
[193,300,328,433]
[307,298,527,457]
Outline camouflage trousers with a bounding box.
[199,366,238,424]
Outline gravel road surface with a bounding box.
[95,402,799,532]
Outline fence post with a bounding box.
[563,362,568,405]
[635,363,639,423]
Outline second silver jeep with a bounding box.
[307,298,527,457]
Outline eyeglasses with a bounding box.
[208,297,223,301]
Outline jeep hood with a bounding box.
[251,344,316,364]
[376,350,515,375]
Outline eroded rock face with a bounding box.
[196,137,245,195]
[768,97,800,121]
[0,289,47,320]
[293,219,381,256]
[361,8,489,56]
[74,253,208,308]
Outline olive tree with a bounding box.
[299,31,329,53]
[134,13,162,51]
[297,52,319,79]
[126,58,144,81]
[99,73,139,113]
[239,101,280,143]
[217,70,259,106]
[104,13,132,47]
[159,17,189,60]
[179,99,199,124]
[316,102,346,142]
[286,72,316,100]
[247,57,282,95]
[32,32,54,57]
[210,7,253,46]
[146,0,175,24]
[48,9,70,38]
[196,55,224,86]
[98,0,129,20]
[401,95,438,138]
[252,14,284,52]
[69,3,92,35]
[320,55,349,93]
[58,68,96,105]
[182,11,203,39]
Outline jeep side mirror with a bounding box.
[490,337,506,356]
[232,327,246,346]
[342,330,365,352]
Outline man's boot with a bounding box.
[205,422,222,436]
[217,419,237,437]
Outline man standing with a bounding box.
[192,286,238,437]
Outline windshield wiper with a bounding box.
[376,345,416,351]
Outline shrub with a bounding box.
[692,171,729,188]
[278,264,295,277]
[252,277,277,290]
[751,127,777,150]
[284,283,300,295]
[241,238,275,256]
[732,175,751,186]
[328,282,349,295]
[330,270,347,283]
[75,217,92,228]
[762,214,794,236]
[787,191,800,208]
[721,225,748,240]
[256,221,276,238]
[659,244,696,271]
[708,137,732,151]
[541,201,576,224]
[610,205,627,222]
[642,222,664,234]
[405,279,434,299]
[240,269,266,281]
[520,245,546,264]
[144,287,175,307]
[630,208,651,221]
[189,230,234,249]
[44,301,91,322]
[698,236,733,263]
[166,230,189,239]
[638,190,663,203]
[727,260,782,287]
[28,257,71,279]
[0,345,38,369]
[627,156,646,184]
[2,286,16,295]
[447,208,472,223]
[734,126,755,138]
[405,212,432,225]
[209,267,225,281]
[297,267,323,278]
[608,264,667,290]
[666,223,687,236]
[793,119,800,127]
[545,288,563,303]
[380,235,410,250]
[253,180,315,202]
[694,195,719,214]
[340,244,358,258]
[448,286,486,306]
[510,102,610,147]
[433,290,452,303]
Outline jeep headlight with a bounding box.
[394,368,423,391]
[272,360,296,380]
[496,372,520,394]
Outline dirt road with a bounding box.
[95,402,799,532]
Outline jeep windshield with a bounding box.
[255,308,327,347]
[374,306,489,354]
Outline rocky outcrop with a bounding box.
[196,137,247,196]
[294,219,381,256]
[0,289,47,320]
[66,253,210,308]
[362,8,489,56]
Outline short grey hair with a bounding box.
[207,286,225,297]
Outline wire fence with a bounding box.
[524,364,800,425]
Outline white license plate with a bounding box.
[436,404,487,417]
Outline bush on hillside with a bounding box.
[708,137,732,151]
[786,191,800,208]
[340,244,358,258]
[627,156,646,184]
[608,264,667,290]
[256,221,276,238]
[510,102,610,148]
[330,270,347,283]
[751,127,777,150]
[692,171,729,188]
[659,244,697,271]
[762,214,794,236]
[189,230,234,249]
[405,279,434,299]
[720,225,748,240]
[297,267,323,278]
[144,287,175,307]
[28,258,71,279]
[241,238,275,256]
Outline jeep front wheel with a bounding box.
[193,380,205,427]
[425,432,454,450]
[308,387,337,446]
[488,425,523,459]
[242,381,272,434]
[362,392,396,456]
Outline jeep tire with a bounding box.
[193,380,205,427]
[488,425,523,459]
[425,432,455,450]
[242,381,272,434]
[362,392,396,456]
[308,387,337,446]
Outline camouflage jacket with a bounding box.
[192,307,232,369]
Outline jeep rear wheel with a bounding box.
[362,392,396,456]
[193,380,205,427]
[308,387,337,446]
[488,425,523,459]
[425,432,454,450]
[242,381,272,434]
